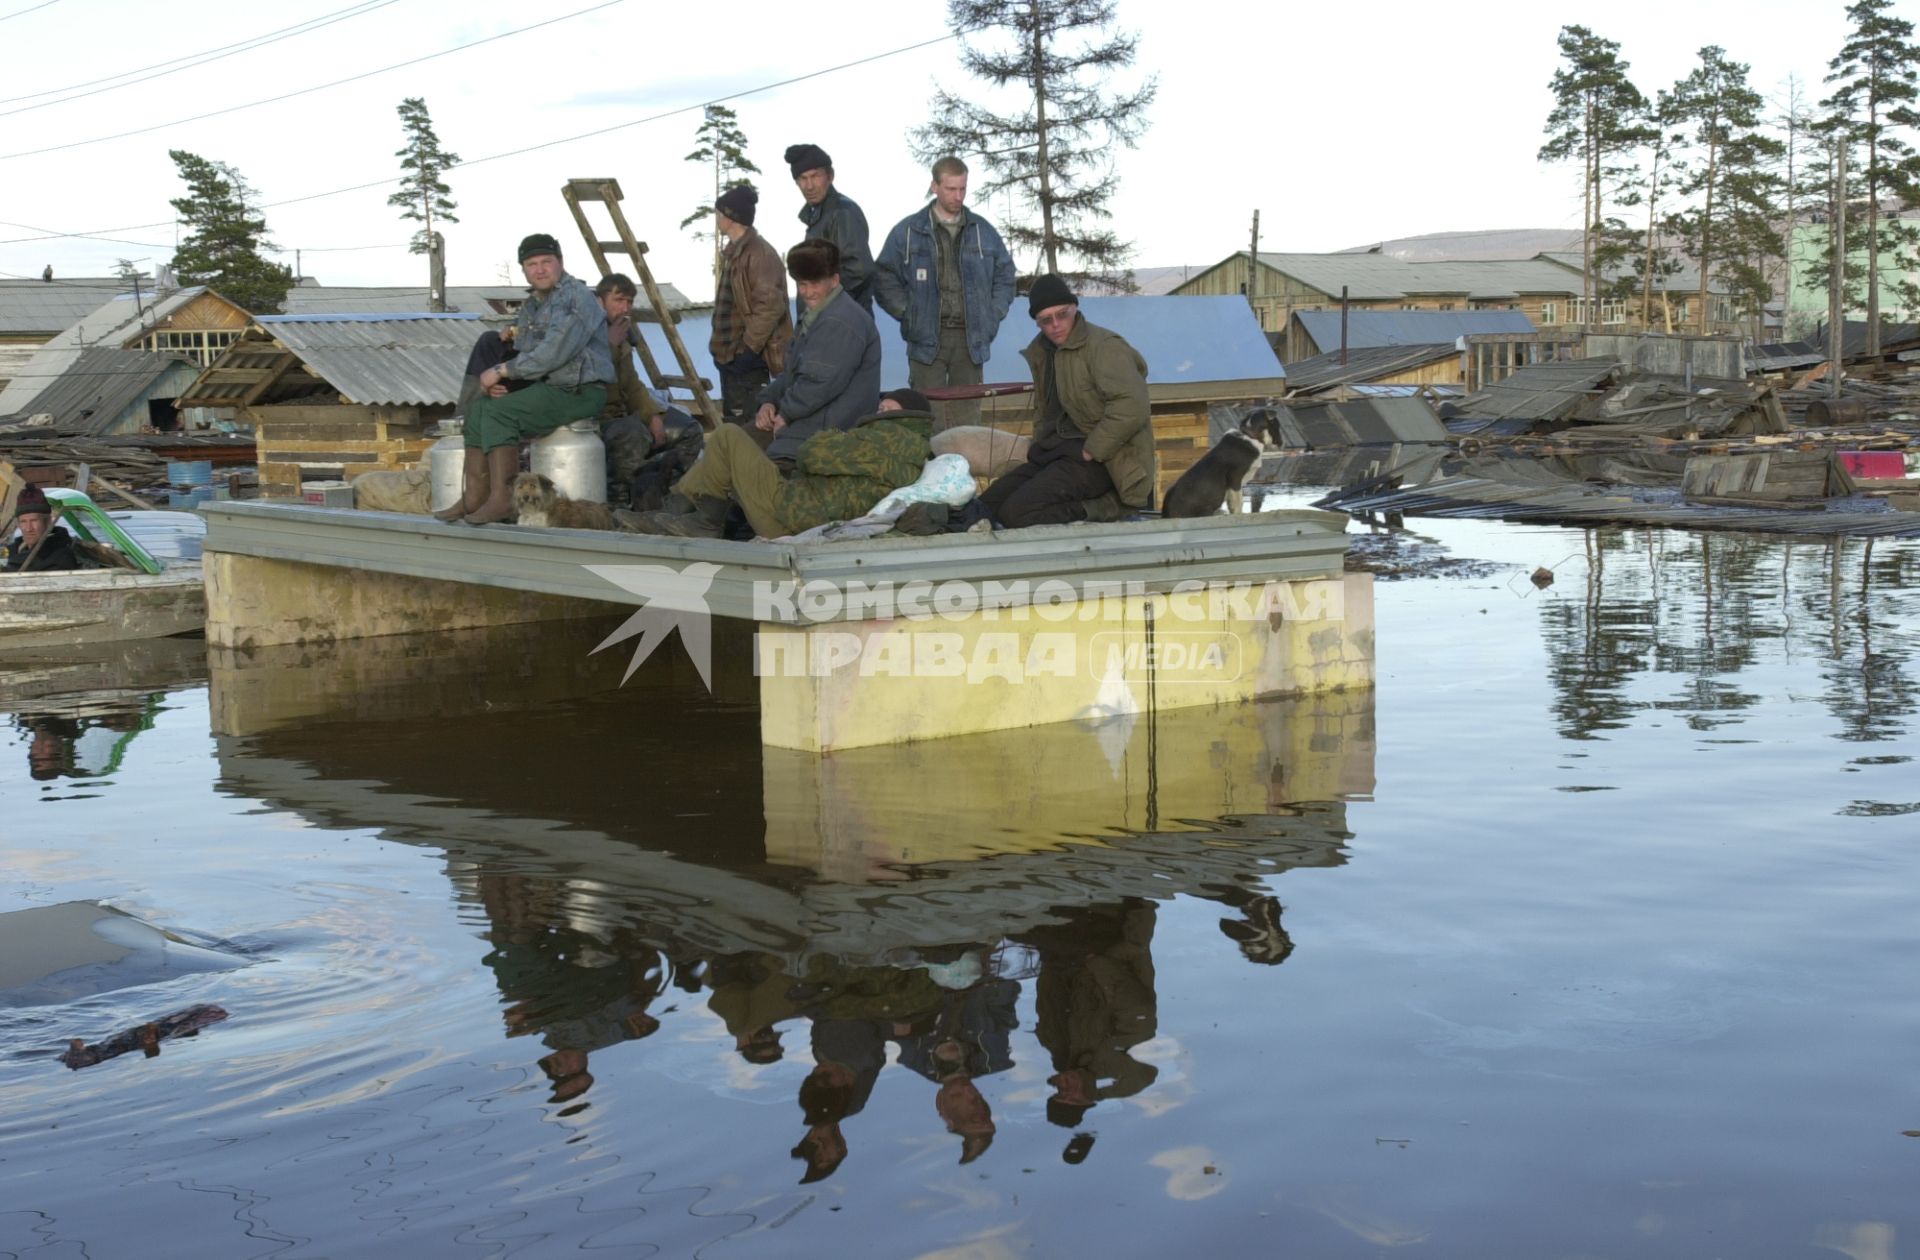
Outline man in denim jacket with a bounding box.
[874,156,1016,428]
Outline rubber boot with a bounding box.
[432,448,487,521]
[462,446,522,525]
[625,494,730,537]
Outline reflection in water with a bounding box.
[205,618,1374,1179]
[1,637,206,785]
[8,518,1920,1255]
[1539,530,1920,745]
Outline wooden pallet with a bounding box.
[560,178,720,429]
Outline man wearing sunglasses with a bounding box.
[977,275,1154,528]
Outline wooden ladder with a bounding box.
[561,177,719,429]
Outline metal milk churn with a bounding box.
[531,420,608,503]
[427,431,467,513]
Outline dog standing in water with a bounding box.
[1161,427,1265,518]
[511,473,631,531]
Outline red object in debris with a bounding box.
[1839,451,1907,479]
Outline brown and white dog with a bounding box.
[511,473,629,531]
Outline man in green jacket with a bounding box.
[628,388,933,538]
[979,276,1154,527]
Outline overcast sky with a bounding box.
[0,0,1871,304]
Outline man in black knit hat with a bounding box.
[785,142,873,312]
[977,275,1155,528]
[709,184,793,423]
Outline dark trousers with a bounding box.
[717,353,770,424]
[978,443,1115,528]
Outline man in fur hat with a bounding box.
[786,142,873,312]
[753,238,880,464]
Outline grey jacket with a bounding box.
[504,271,614,391]
[759,286,882,460]
[798,186,874,311]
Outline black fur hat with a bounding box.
[784,143,832,178]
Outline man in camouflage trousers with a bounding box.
[627,389,932,538]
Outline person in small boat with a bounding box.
[3,487,86,572]
[627,388,932,539]
[976,275,1155,528]
[436,233,614,524]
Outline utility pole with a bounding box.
[1828,141,1847,401]
[1247,209,1260,327]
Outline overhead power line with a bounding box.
[0,0,401,115]
[0,0,624,160]
[0,0,61,22]
[0,24,967,248]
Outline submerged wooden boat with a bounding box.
[0,496,206,650]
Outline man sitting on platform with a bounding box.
[628,388,932,539]
[752,238,881,468]
[977,275,1154,528]
[594,273,668,497]
[435,233,614,524]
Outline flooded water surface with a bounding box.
[3,518,1918,1258]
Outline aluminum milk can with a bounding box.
[531,420,608,503]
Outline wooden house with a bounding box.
[178,313,479,496]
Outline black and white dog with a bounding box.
[1161,412,1274,518]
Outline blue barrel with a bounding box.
[169,486,214,509]
[166,459,213,487]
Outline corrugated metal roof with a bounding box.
[1291,309,1534,357]
[0,287,213,416]
[1250,254,1582,301]
[280,281,695,316]
[1449,357,1621,423]
[0,277,124,335]
[0,347,199,435]
[255,313,484,406]
[645,295,1287,410]
[1283,343,1457,393]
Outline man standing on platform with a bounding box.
[786,143,873,312]
[874,156,1016,429]
[708,185,793,424]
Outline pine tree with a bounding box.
[1634,90,1688,328]
[679,105,760,274]
[388,97,459,310]
[1666,46,1784,333]
[1771,75,1824,339]
[1539,26,1653,324]
[911,0,1158,284]
[167,151,293,315]
[1822,0,1920,353]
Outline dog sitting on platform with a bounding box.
[511,473,629,531]
[1161,428,1265,518]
